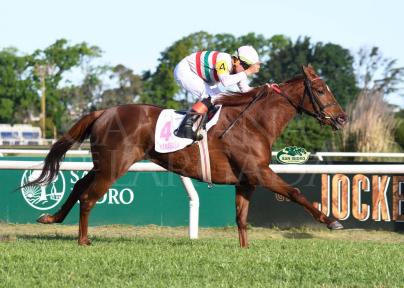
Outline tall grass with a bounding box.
[337,89,400,160]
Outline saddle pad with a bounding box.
[155,106,221,153]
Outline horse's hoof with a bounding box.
[327,221,344,230]
[78,239,92,246]
[37,214,55,224]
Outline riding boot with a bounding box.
[174,112,201,140]
[174,97,213,141]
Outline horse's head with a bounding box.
[300,65,348,130]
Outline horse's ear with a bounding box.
[302,64,315,77]
[301,65,309,75]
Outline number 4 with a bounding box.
[160,121,172,141]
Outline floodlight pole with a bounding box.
[35,64,47,138]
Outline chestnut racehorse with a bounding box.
[26,65,348,247]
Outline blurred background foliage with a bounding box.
[0,32,403,151]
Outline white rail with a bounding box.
[2,149,404,161]
[1,161,403,174]
[271,164,404,174]
[271,151,404,160]
[0,149,90,156]
[313,152,404,161]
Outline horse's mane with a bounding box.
[213,74,305,107]
[213,86,268,107]
[282,74,304,84]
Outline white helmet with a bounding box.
[235,46,259,65]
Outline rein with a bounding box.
[219,74,340,139]
[270,77,339,126]
[218,88,267,139]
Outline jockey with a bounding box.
[173,45,260,140]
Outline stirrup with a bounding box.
[174,111,206,141]
[194,132,203,141]
[174,127,203,141]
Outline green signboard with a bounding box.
[2,158,403,231]
[0,157,236,227]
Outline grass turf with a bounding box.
[0,224,403,287]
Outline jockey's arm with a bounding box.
[218,72,249,88]
[215,54,255,92]
[234,63,260,92]
[237,77,252,92]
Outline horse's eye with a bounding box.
[317,88,325,95]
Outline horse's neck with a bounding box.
[256,81,305,144]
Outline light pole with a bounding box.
[35,64,48,138]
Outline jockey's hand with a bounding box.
[245,63,260,76]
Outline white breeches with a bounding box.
[174,59,221,100]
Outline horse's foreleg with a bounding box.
[37,170,95,224]
[256,167,342,229]
[235,184,255,248]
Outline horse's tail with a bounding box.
[23,110,105,187]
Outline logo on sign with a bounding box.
[276,146,310,164]
[20,170,66,210]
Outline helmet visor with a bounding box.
[235,48,253,69]
[239,59,251,70]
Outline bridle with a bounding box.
[269,75,340,127]
[219,74,341,138]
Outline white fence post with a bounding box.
[180,176,199,239]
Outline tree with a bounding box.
[141,31,271,108]
[97,64,142,109]
[254,37,360,152]
[355,47,404,94]
[58,65,106,125]
[273,116,335,152]
[0,48,38,124]
[254,36,359,108]
[140,31,213,108]
[30,39,102,136]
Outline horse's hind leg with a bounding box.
[76,149,144,245]
[254,167,343,229]
[37,170,96,224]
[77,175,115,245]
[235,184,255,248]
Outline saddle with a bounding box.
[154,106,221,154]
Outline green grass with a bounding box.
[0,225,403,287]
